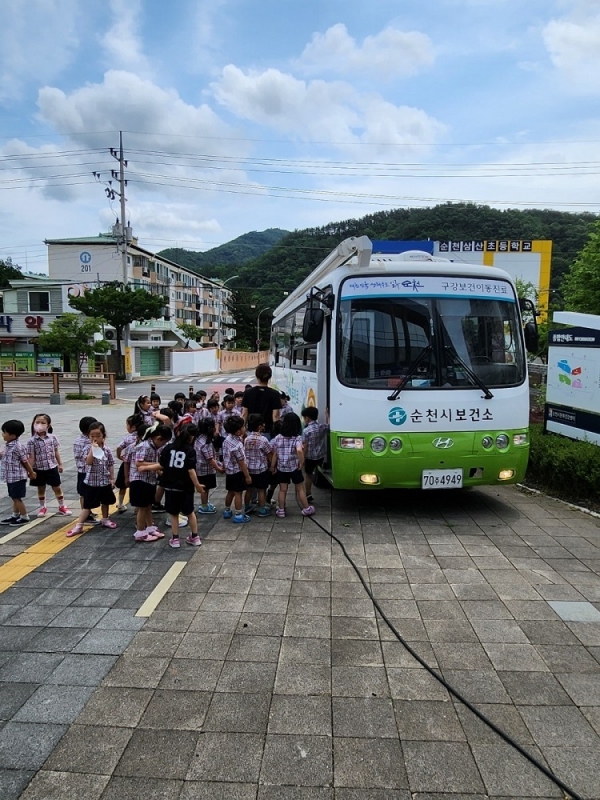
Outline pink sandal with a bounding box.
[101,519,117,529]
[275,508,286,518]
[135,532,160,543]
[66,524,84,538]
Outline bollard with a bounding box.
[101,391,110,405]
[150,383,156,394]
[189,385,194,398]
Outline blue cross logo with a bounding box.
[388,407,407,426]
[80,251,92,264]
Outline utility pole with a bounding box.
[109,131,131,380]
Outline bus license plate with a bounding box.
[422,469,463,489]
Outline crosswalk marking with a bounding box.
[167,372,255,385]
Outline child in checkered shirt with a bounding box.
[270,412,315,518]
[115,415,141,513]
[73,416,98,519]
[233,391,244,415]
[244,414,273,517]
[301,406,330,503]
[194,418,224,514]
[67,422,117,537]
[27,413,70,517]
[222,416,252,523]
[0,420,37,525]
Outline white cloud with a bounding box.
[212,65,445,155]
[542,3,600,92]
[99,202,221,250]
[100,0,150,74]
[37,70,239,155]
[298,23,434,79]
[0,0,80,102]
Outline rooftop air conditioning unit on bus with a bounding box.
[105,330,115,340]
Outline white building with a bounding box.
[45,231,235,377]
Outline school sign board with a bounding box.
[545,311,600,445]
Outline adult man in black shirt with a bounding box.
[241,363,281,439]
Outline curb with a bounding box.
[517,482,600,520]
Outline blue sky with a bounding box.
[0,0,598,273]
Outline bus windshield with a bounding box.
[337,293,525,390]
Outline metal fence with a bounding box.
[0,372,117,400]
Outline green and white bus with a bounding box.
[270,236,537,490]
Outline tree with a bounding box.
[561,219,600,315]
[176,321,206,348]
[0,258,23,289]
[36,314,110,396]
[68,283,166,378]
[230,288,262,350]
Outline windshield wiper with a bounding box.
[387,345,432,401]
[444,345,494,399]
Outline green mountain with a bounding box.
[235,203,598,303]
[158,228,289,279]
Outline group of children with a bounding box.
[0,387,329,549]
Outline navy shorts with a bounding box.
[250,469,270,490]
[128,480,156,509]
[114,462,127,490]
[77,472,86,497]
[225,472,247,492]
[277,469,304,485]
[82,484,116,510]
[164,490,195,517]
[304,458,324,475]
[7,480,27,500]
[30,467,61,488]
[197,473,217,491]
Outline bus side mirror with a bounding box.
[524,321,539,354]
[303,308,325,343]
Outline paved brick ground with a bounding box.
[0,401,599,798]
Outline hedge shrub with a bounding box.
[526,424,600,506]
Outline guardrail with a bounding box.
[0,372,117,400]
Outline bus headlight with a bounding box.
[389,438,403,451]
[339,437,364,450]
[513,433,528,445]
[360,474,380,485]
[371,437,386,453]
[481,436,494,449]
[495,434,509,449]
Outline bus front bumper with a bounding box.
[330,430,530,490]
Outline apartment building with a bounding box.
[44,230,235,377]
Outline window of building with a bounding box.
[28,291,50,312]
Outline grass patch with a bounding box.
[526,423,600,511]
[66,393,96,400]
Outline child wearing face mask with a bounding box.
[27,413,71,516]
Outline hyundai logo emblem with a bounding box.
[388,407,407,426]
[433,437,454,449]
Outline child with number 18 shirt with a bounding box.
[159,423,205,549]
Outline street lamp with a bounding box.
[216,275,239,350]
[256,307,272,353]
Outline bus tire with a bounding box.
[313,468,330,489]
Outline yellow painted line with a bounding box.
[0,490,129,595]
[0,513,57,545]
[135,561,187,617]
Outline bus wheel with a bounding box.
[313,468,331,489]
